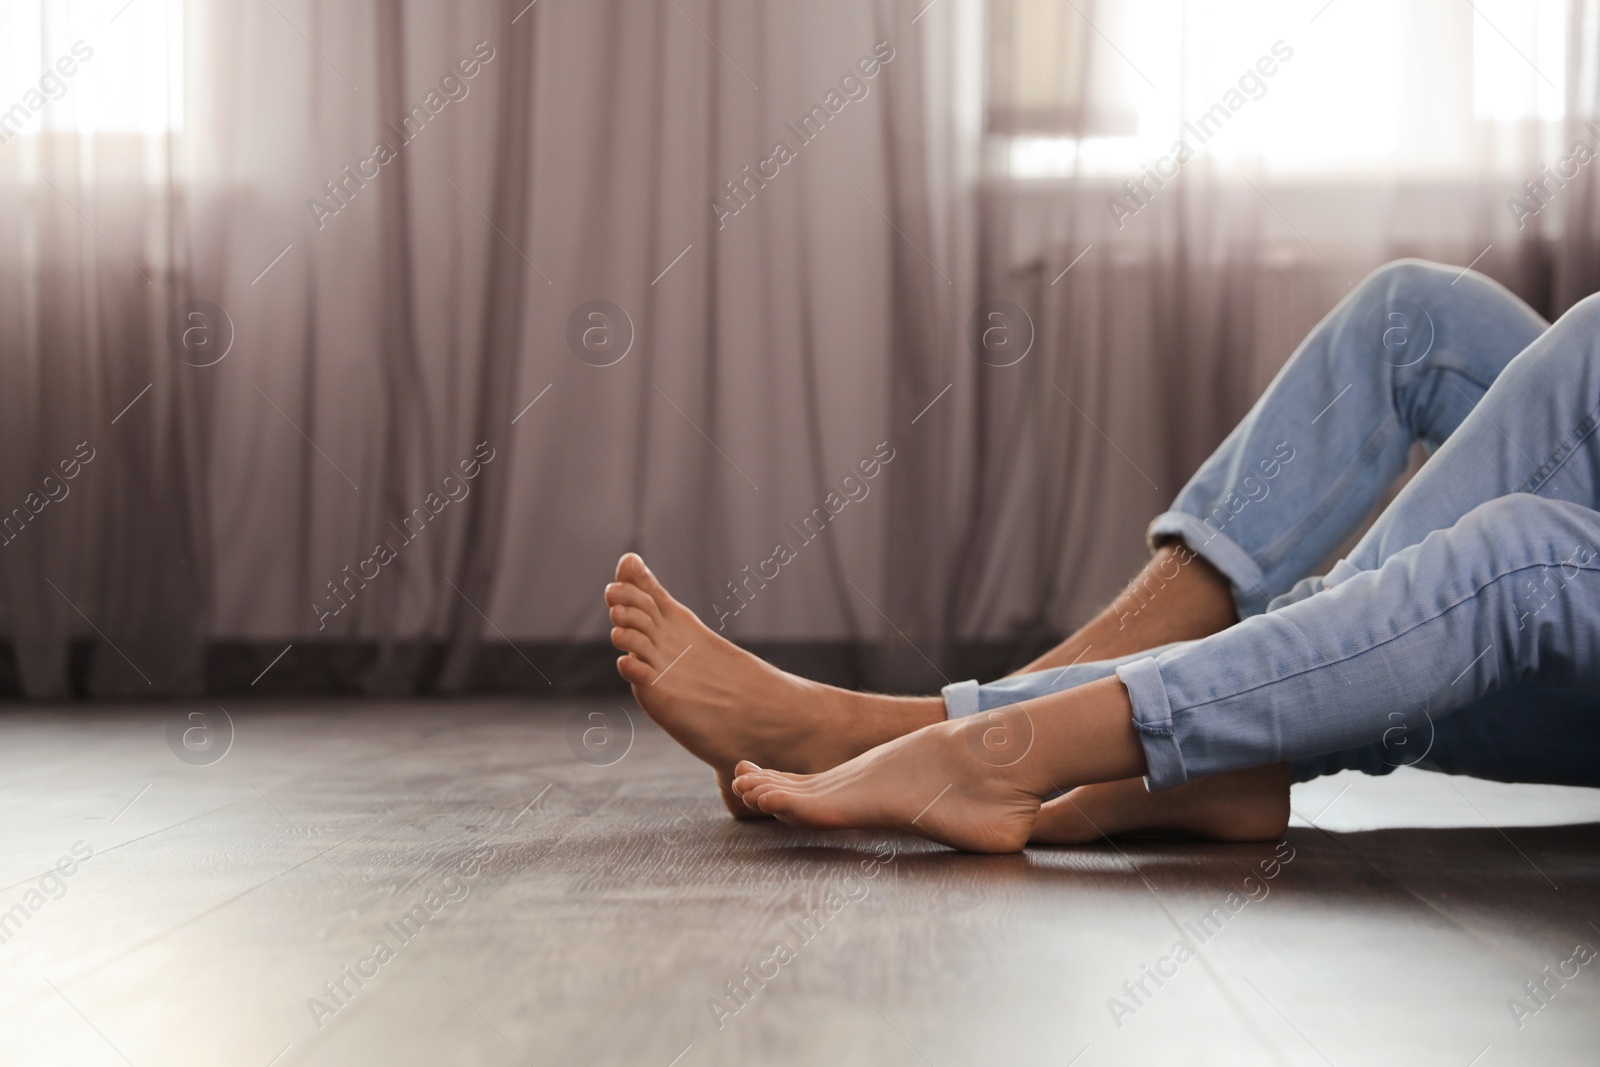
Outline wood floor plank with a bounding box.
[1,700,1597,1066]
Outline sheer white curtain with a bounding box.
[0,0,203,697]
[0,0,978,696]
[4,0,1597,699]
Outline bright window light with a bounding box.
[1001,0,1570,180]
[0,0,184,140]
[1471,0,1567,122]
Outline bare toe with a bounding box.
[717,769,771,820]
[608,604,655,632]
[616,654,653,687]
[753,789,801,817]
[616,553,670,606]
[605,581,661,619]
[731,763,796,796]
[735,771,816,816]
[610,626,659,663]
[614,552,643,583]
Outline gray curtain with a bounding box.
[1546,0,1600,309]
[0,0,974,697]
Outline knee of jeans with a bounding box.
[1559,289,1600,327]
[1449,493,1598,572]
[1523,290,1600,377]
[1357,257,1457,299]
[1344,260,1460,377]
[1453,493,1543,539]
[1353,258,1465,318]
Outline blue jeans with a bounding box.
[944,260,1600,790]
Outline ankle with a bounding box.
[1011,676,1149,798]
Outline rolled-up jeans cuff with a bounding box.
[1147,510,1270,618]
[941,678,981,719]
[1115,657,1188,792]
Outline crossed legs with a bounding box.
[607,544,1288,842]
[1008,541,1293,844]
[726,490,1600,851]
[610,259,1599,851]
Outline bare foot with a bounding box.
[1031,763,1290,845]
[729,718,1046,854]
[606,554,941,818]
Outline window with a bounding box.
[985,0,1136,137]
[994,0,1573,180]
[0,0,184,144]
[1471,0,1567,122]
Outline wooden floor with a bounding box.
[3,699,1599,1066]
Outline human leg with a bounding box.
[613,261,1564,828]
[1000,268,1584,835]
[1012,258,1545,839]
[1258,284,1600,784]
[1289,680,1600,788]
[732,494,1600,850]
[1014,544,1236,673]
[1143,258,1546,620]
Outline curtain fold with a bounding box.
[434,0,537,692]
[1552,0,1600,309]
[1,0,209,697]
[875,0,979,690]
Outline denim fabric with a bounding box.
[944,260,1600,790]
